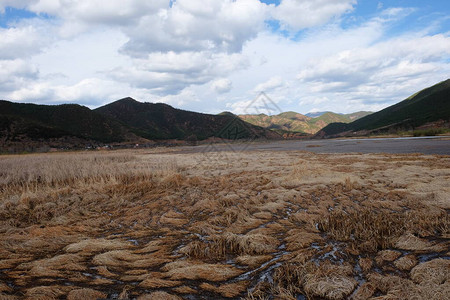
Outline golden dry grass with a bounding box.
[0,148,448,299]
[66,288,106,300]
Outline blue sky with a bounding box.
[0,0,449,114]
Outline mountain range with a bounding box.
[239,111,372,134]
[0,97,279,152]
[1,79,448,152]
[94,98,279,141]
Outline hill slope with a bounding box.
[239,111,371,134]
[94,98,279,140]
[318,79,450,137]
[0,100,139,150]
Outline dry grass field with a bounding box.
[0,148,449,299]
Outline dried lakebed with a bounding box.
[0,150,449,299]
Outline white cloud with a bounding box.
[226,91,283,115]
[211,78,232,94]
[110,51,249,95]
[254,76,284,92]
[29,0,167,24]
[120,0,268,56]
[273,0,356,31]
[0,59,38,92]
[0,0,35,13]
[33,27,128,83]
[0,19,53,59]
[6,77,140,106]
[297,34,450,96]
[293,32,450,113]
[157,87,201,107]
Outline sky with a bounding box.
[0,0,449,115]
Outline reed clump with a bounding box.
[317,209,449,252]
[0,152,181,197]
[181,232,279,259]
[252,261,357,300]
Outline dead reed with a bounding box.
[317,209,449,252]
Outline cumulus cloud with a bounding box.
[294,33,450,112]
[0,59,39,92]
[6,77,140,106]
[297,34,450,94]
[273,0,356,31]
[211,78,232,94]
[120,0,268,56]
[109,51,248,95]
[254,76,284,92]
[0,0,35,13]
[0,19,54,59]
[30,0,167,24]
[227,91,283,115]
[157,87,201,107]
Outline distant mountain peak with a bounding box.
[218,111,236,117]
[305,111,332,118]
[113,97,140,104]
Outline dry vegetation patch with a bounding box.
[66,288,106,300]
[64,238,133,254]
[0,149,448,299]
[163,261,243,282]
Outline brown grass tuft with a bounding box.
[368,271,450,300]
[172,286,198,294]
[139,277,181,289]
[137,291,182,300]
[163,261,243,281]
[0,284,12,294]
[0,294,19,300]
[181,232,279,259]
[67,288,106,300]
[64,238,132,254]
[200,281,249,298]
[303,263,357,300]
[375,250,402,265]
[271,262,357,300]
[318,210,449,252]
[351,282,376,300]
[359,257,373,273]
[394,233,447,252]
[18,254,85,278]
[24,285,71,300]
[235,255,273,267]
[410,258,450,285]
[393,254,418,271]
[285,230,323,251]
[92,250,169,270]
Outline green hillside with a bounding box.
[318,79,450,137]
